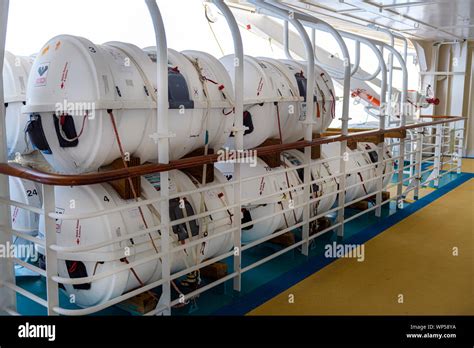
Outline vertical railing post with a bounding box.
[414,128,423,200]
[212,0,244,292]
[145,0,171,315]
[374,144,386,217]
[283,20,295,60]
[382,46,408,210]
[433,123,443,187]
[408,131,416,183]
[0,0,16,315]
[365,44,387,218]
[456,120,464,174]
[42,184,59,315]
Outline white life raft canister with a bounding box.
[37,170,233,308]
[215,157,303,244]
[321,143,376,203]
[281,150,338,218]
[219,55,336,150]
[358,142,394,190]
[24,35,234,173]
[280,59,336,134]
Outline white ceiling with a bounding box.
[278,0,474,42]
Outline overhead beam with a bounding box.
[379,1,435,10]
[340,0,465,41]
[282,0,426,41]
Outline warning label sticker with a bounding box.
[55,207,65,234]
[60,62,69,89]
[35,62,50,87]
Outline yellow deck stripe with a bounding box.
[249,178,474,315]
[460,158,474,173]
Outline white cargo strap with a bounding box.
[275,103,298,225]
[184,172,211,256]
[178,196,199,265]
[320,72,336,119]
[189,58,212,194]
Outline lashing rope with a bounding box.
[316,83,326,114]
[107,111,159,252]
[107,110,185,302]
[218,192,234,224]
[57,112,89,143]
[356,171,369,196]
[275,103,299,225]
[187,58,214,282]
[320,72,336,119]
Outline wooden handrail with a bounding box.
[419,115,462,119]
[0,116,465,186]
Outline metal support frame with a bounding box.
[432,123,443,187]
[413,130,423,200]
[212,0,244,292]
[283,20,295,60]
[268,0,396,224]
[456,120,464,174]
[368,25,408,126]
[261,0,353,240]
[341,0,464,41]
[310,27,361,78]
[251,0,315,254]
[372,43,409,207]
[145,0,171,315]
[42,184,59,315]
[308,16,409,213]
[311,29,381,82]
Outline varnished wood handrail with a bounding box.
[419,115,462,119]
[0,116,465,186]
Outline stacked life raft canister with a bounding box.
[2,34,393,308]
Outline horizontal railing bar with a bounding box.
[0,197,43,215]
[49,224,163,253]
[52,277,167,316]
[1,227,45,247]
[169,250,234,282]
[241,239,304,274]
[242,220,306,251]
[168,271,238,308]
[2,281,48,308]
[345,202,378,223]
[240,200,307,230]
[308,221,341,241]
[2,307,20,316]
[12,258,47,277]
[0,117,464,187]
